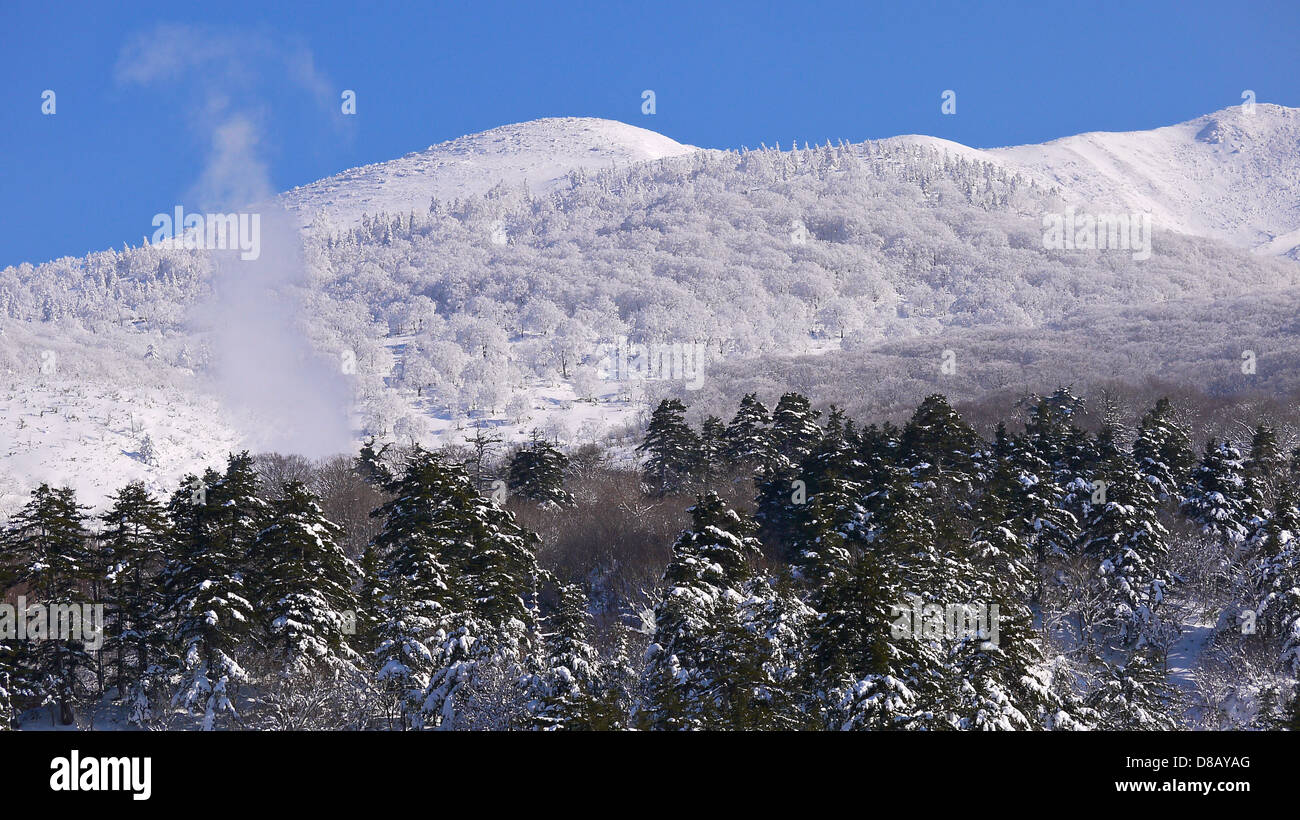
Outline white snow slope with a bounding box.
[888,103,1300,258]
[279,117,697,231]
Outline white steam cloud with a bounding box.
[117,24,352,458]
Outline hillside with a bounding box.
[3,107,1299,513]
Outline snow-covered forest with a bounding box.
[3,386,1298,730]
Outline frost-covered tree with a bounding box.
[1244,425,1283,530]
[1080,436,1171,646]
[532,581,602,730]
[953,469,1084,730]
[413,452,542,730]
[1085,647,1181,730]
[0,667,13,730]
[769,392,822,471]
[369,450,457,729]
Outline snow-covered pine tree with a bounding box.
[809,465,949,730]
[1022,387,1092,479]
[532,580,602,730]
[698,415,727,481]
[593,625,640,730]
[506,431,574,507]
[769,392,822,470]
[722,392,776,474]
[1085,646,1181,730]
[1243,424,1283,538]
[1181,437,1251,545]
[952,465,1084,730]
[740,572,815,729]
[898,393,983,550]
[99,481,168,713]
[1079,431,1171,646]
[638,493,761,730]
[369,449,456,729]
[211,451,270,591]
[0,667,12,730]
[996,424,1078,562]
[355,437,395,487]
[2,484,94,726]
[637,398,701,495]
[160,469,255,730]
[1131,397,1195,502]
[251,481,362,680]
[417,451,543,730]
[1252,480,1300,680]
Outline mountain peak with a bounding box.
[280,117,695,231]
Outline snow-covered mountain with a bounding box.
[890,104,1300,258]
[5,105,1300,514]
[279,117,697,231]
[283,105,1300,254]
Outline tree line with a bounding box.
[2,387,1299,730]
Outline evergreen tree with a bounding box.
[1080,439,1171,646]
[1244,425,1283,530]
[532,581,602,730]
[722,393,776,473]
[637,398,700,495]
[212,451,270,588]
[160,469,254,730]
[952,467,1083,730]
[698,415,727,481]
[1252,496,1300,679]
[252,481,362,680]
[1181,438,1251,545]
[98,481,167,712]
[593,626,639,730]
[1022,387,1091,478]
[1131,398,1195,501]
[1085,647,1181,730]
[369,449,457,729]
[769,392,822,471]
[507,432,574,507]
[159,467,253,732]
[355,437,394,487]
[0,667,12,730]
[809,467,948,730]
[2,484,94,725]
[740,572,815,729]
[639,493,761,730]
[415,451,543,729]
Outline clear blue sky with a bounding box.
[2,0,1297,268]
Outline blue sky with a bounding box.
[2,0,1297,267]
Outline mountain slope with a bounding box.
[279,117,697,231]
[890,104,1300,257]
